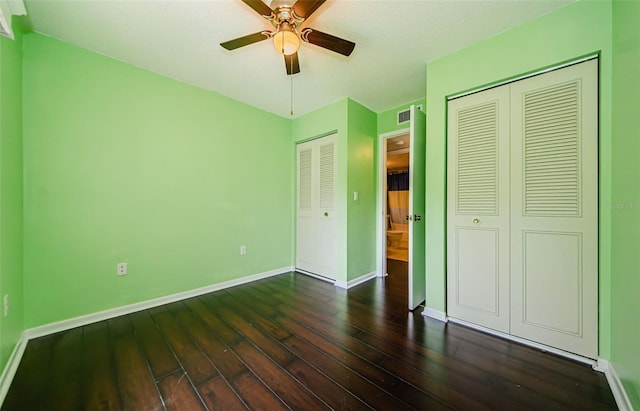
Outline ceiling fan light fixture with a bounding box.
[272,23,299,55]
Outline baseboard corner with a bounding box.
[593,358,609,373]
[0,332,29,407]
[422,307,448,323]
[602,360,634,411]
[335,271,377,290]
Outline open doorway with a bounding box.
[378,106,426,310]
[378,130,410,280]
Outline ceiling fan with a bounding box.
[220,0,356,75]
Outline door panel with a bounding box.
[447,85,511,333]
[295,215,315,271]
[520,231,582,335]
[316,137,338,278]
[455,228,500,314]
[409,105,426,310]
[510,59,598,358]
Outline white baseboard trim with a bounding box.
[0,332,28,406]
[447,317,597,367]
[24,266,293,340]
[422,307,448,323]
[334,271,377,289]
[295,269,336,284]
[598,359,634,411]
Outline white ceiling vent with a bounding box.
[0,9,11,38]
[397,104,423,125]
[0,0,27,39]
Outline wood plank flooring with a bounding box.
[2,271,616,410]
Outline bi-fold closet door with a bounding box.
[447,59,598,359]
[296,133,338,280]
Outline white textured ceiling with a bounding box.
[21,0,572,118]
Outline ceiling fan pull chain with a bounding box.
[290,70,294,116]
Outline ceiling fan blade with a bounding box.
[220,31,272,50]
[301,28,355,57]
[284,53,300,75]
[293,0,326,19]
[241,0,274,18]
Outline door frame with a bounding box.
[376,128,410,278]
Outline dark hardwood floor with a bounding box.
[3,271,616,410]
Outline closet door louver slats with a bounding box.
[319,142,335,210]
[298,148,312,209]
[456,101,499,215]
[523,81,581,216]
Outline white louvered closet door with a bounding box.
[447,59,598,359]
[296,133,337,280]
[509,59,598,358]
[447,85,511,333]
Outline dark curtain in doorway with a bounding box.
[388,172,409,191]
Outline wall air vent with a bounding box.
[397,104,423,125]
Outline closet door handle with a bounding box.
[473,218,480,224]
[324,212,329,217]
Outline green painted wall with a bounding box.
[377,98,425,136]
[610,0,640,406]
[0,24,23,371]
[22,33,293,327]
[424,0,613,356]
[346,99,376,281]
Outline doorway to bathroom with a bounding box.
[385,134,410,275]
[377,105,426,310]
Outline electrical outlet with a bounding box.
[117,263,128,276]
[240,245,246,255]
[3,294,8,317]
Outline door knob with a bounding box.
[324,212,329,217]
[473,218,480,224]
[414,215,422,221]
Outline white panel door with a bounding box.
[314,136,338,278]
[296,134,337,280]
[509,59,598,358]
[408,105,427,310]
[447,86,511,332]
